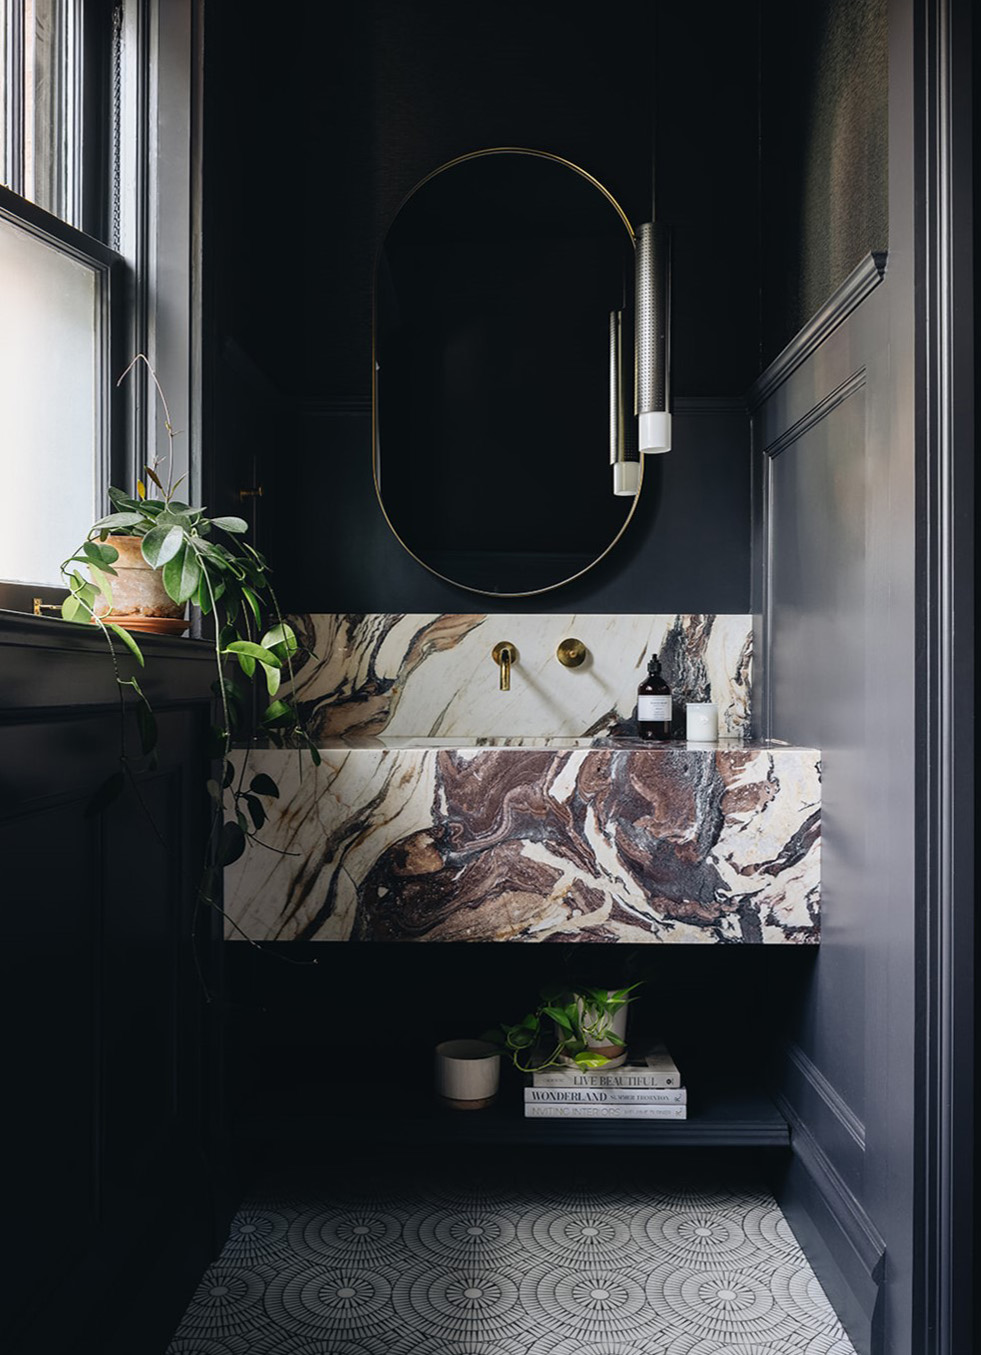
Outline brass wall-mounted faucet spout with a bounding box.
[492,642,516,691]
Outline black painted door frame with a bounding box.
[912,0,974,1350]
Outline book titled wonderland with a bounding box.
[525,1086,686,1105]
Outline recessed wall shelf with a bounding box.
[232,1055,790,1150]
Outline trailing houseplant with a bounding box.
[58,355,319,936]
[496,983,641,1074]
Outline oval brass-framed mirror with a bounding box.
[373,148,642,596]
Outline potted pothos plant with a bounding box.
[58,354,319,926]
[496,983,641,1074]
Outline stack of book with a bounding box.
[524,1046,686,1119]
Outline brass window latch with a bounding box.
[238,485,264,500]
[33,598,63,616]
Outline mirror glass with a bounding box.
[374,150,640,596]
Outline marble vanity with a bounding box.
[223,613,821,946]
[225,736,820,944]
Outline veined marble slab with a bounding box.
[286,613,753,741]
[224,741,820,945]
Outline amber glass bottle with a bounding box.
[637,652,672,739]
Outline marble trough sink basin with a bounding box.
[224,736,821,946]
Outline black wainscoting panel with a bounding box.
[3,802,100,1315]
[1,626,219,1355]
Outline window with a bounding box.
[0,0,196,614]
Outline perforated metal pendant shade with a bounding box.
[635,221,671,453]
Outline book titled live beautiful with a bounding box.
[531,1048,681,1089]
[525,1086,686,1105]
[524,1101,687,1120]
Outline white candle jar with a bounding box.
[686,702,719,742]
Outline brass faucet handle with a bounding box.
[556,637,587,668]
[491,641,516,691]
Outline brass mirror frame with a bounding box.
[371,147,644,598]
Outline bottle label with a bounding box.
[638,695,672,721]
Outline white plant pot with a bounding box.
[576,996,629,1069]
[435,1039,501,1110]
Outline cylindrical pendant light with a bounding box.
[610,309,640,496]
[635,220,671,454]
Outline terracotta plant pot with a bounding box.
[91,534,187,635]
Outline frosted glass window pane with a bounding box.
[0,212,99,585]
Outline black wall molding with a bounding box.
[778,1093,886,1283]
[785,1040,866,1151]
[764,369,867,458]
[776,1091,887,1355]
[749,252,886,411]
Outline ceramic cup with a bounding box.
[435,1039,501,1110]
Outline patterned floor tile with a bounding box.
[165,1164,857,1355]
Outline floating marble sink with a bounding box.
[224,738,821,946]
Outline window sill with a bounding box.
[0,608,215,712]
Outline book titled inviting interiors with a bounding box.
[524,1101,686,1119]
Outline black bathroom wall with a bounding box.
[204,0,760,613]
[753,3,953,1354]
[760,0,888,364]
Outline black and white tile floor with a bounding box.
[166,1156,858,1354]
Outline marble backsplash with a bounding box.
[285,613,753,741]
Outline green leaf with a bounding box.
[108,486,141,511]
[219,624,238,649]
[141,523,185,568]
[542,1005,574,1032]
[244,794,266,830]
[108,622,145,667]
[223,640,281,667]
[216,820,246,866]
[161,542,201,604]
[573,1053,614,1069]
[87,565,113,607]
[262,621,299,658]
[236,652,257,678]
[155,508,194,531]
[261,699,293,727]
[81,540,120,568]
[194,574,214,615]
[241,586,263,630]
[307,741,322,767]
[261,661,281,697]
[236,809,248,833]
[144,465,165,492]
[223,760,236,788]
[211,515,249,533]
[85,770,126,818]
[206,778,222,802]
[61,593,89,623]
[92,509,144,532]
[249,772,280,798]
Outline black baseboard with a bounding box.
[774,1096,886,1355]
